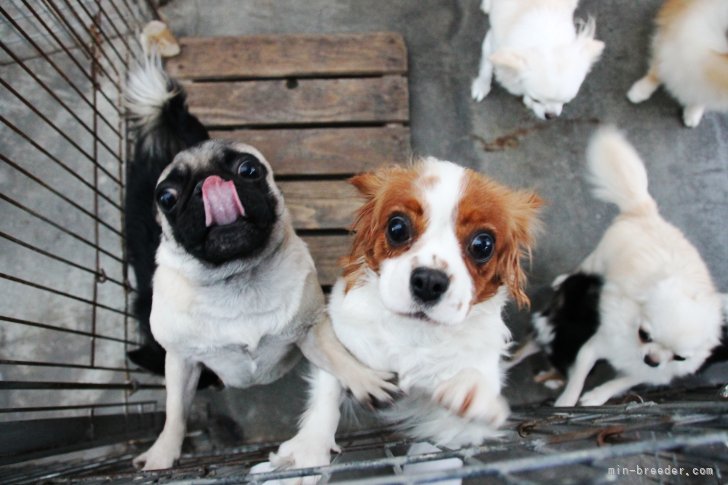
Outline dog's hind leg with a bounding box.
[627,67,661,104]
[682,104,705,128]
[269,368,343,484]
[578,375,642,406]
[554,340,598,407]
[504,337,541,370]
[471,31,494,102]
[133,353,201,470]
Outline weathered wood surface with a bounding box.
[185,76,408,127]
[302,235,351,286]
[166,32,407,80]
[175,32,409,286]
[209,127,410,175]
[278,180,361,230]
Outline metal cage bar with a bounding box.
[0,0,160,466]
[1,390,723,484]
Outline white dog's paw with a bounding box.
[269,435,337,485]
[433,369,509,427]
[249,461,288,485]
[133,441,179,471]
[471,77,492,102]
[627,78,657,104]
[344,366,399,407]
[543,379,565,391]
[578,388,611,407]
[553,391,579,407]
[480,0,491,14]
[682,106,704,128]
[534,370,565,390]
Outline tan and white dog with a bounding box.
[471,0,604,120]
[628,0,728,127]
[270,158,542,474]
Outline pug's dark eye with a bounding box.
[157,188,178,212]
[638,328,652,343]
[386,214,412,246]
[468,231,495,264]
[237,159,260,179]
[673,354,686,362]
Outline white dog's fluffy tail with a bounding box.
[125,51,176,131]
[586,127,657,217]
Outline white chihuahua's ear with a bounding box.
[490,50,527,74]
[583,39,605,63]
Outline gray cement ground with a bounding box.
[157,0,728,443]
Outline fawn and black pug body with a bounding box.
[125,53,396,470]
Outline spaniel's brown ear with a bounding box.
[502,190,544,309]
[348,171,385,199]
[502,246,530,308]
[343,172,385,292]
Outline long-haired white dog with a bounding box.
[627,0,728,127]
[471,0,604,120]
[512,128,725,407]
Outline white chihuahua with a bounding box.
[471,0,604,120]
[627,0,728,127]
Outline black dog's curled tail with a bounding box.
[124,48,213,386]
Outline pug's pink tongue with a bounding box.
[202,176,245,227]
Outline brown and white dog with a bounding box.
[270,157,542,475]
[628,0,728,127]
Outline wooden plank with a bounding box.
[209,127,410,175]
[185,76,408,127]
[302,234,351,286]
[279,180,361,230]
[166,32,407,80]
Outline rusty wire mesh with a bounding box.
[0,387,725,484]
[0,0,163,465]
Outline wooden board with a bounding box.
[185,76,408,127]
[174,32,409,286]
[302,235,351,286]
[209,127,410,176]
[166,32,407,80]
[278,181,361,230]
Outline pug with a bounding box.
[126,52,397,471]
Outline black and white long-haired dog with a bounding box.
[124,50,211,383]
[508,128,727,407]
[124,50,396,470]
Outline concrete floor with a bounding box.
[156,0,728,444]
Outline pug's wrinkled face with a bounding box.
[155,140,279,265]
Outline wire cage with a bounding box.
[1,0,164,469]
[1,1,727,484]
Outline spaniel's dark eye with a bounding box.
[468,231,495,264]
[386,214,412,246]
[673,355,686,362]
[157,188,178,212]
[237,158,260,179]
[638,328,652,343]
